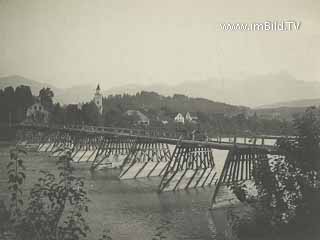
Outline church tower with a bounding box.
[94,84,103,114]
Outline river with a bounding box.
[2,142,319,240]
[0,143,234,240]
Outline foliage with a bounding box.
[7,148,27,224]
[229,107,320,238]
[39,88,54,112]
[0,84,294,136]
[81,102,100,125]
[64,104,83,125]
[0,86,34,125]
[0,83,296,141]
[1,147,98,240]
[51,103,65,125]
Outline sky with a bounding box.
[0,0,319,89]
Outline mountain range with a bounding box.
[1,73,320,109]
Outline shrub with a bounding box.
[229,107,320,238]
[1,147,111,240]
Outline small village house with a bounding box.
[174,113,185,124]
[26,101,49,123]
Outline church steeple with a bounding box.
[93,84,103,114]
[96,84,101,94]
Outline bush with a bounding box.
[229,107,320,238]
[0,147,111,240]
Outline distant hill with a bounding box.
[104,72,320,107]
[0,75,248,115]
[102,91,249,118]
[0,75,95,104]
[0,75,61,96]
[254,96,320,120]
[257,98,320,109]
[254,106,307,121]
[2,72,320,108]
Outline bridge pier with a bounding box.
[90,136,134,170]
[210,148,268,207]
[16,128,45,149]
[158,143,217,192]
[119,140,171,179]
[38,131,61,152]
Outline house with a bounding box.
[125,110,150,126]
[174,113,185,124]
[26,102,49,123]
[185,112,198,123]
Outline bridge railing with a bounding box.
[209,135,297,147]
[17,123,180,139]
[17,122,296,147]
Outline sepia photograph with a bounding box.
[0,0,319,239]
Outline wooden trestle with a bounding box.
[210,148,269,206]
[159,142,219,191]
[16,124,279,205]
[119,139,171,179]
[90,137,134,170]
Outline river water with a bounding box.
[0,143,235,240]
[2,143,320,240]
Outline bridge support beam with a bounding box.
[158,143,216,192]
[210,148,268,207]
[16,128,46,150]
[90,136,134,170]
[119,140,171,179]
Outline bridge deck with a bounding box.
[15,123,282,152]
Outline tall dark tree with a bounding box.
[65,104,82,125]
[81,102,99,125]
[2,86,15,124]
[0,89,5,122]
[14,85,34,122]
[51,103,65,125]
[39,88,54,112]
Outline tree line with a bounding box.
[0,85,295,138]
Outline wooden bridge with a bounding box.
[15,123,286,207]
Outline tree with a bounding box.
[65,104,82,125]
[39,88,54,112]
[81,102,100,126]
[1,148,91,240]
[0,89,6,122]
[229,107,320,238]
[103,107,137,128]
[51,103,65,125]
[14,85,34,122]
[2,87,15,123]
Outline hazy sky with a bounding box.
[0,0,319,89]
